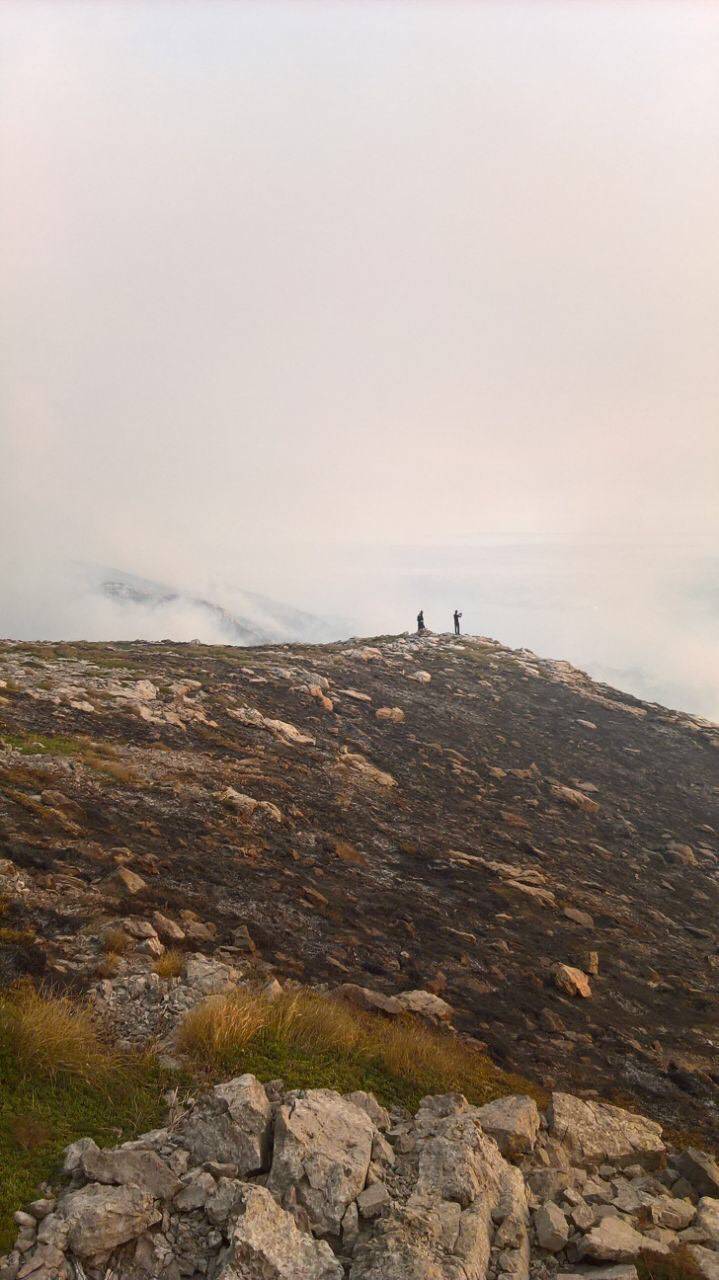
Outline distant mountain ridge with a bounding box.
[79,563,341,646]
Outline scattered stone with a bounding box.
[100,867,147,898]
[552,963,592,998]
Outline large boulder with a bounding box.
[578,1218,648,1263]
[678,1149,719,1198]
[394,990,453,1024]
[475,1095,540,1157]
[268,1089,373,1235]
[552,964,592,998]
[695,1198,719,1246]
[79,1141,181,1199]
[685,1245,719,1280]
[548,1092,665,1168]
[173,1073,272,1173]
[413,1098,505,1209]
[216,1184,343,1280]
[534,1202,569,1251]
[59,1183,161,1258]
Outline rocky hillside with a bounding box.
[0,632,717,1143]
[5,1072,719,1280]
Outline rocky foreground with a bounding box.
[4,1074,719,1280]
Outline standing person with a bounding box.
[453,609,462,635]
[417,609,425,632]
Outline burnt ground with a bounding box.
[0,632,717,1141]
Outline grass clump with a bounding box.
[0,986,168,1251]
[153,948,185,979]
[102,927,130,954]
[178,987,540,1112]
[1,984,121,1085]
[0,729,86,758]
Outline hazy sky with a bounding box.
[1,1,718,712]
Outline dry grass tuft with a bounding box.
[0,985,121,1086]
[178,987,540,1109]
[153,948,184,979]
[102,927,130,954]
[95,953,122,978]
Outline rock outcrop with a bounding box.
[2,1082,714,1280]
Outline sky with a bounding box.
[1,1,718,714]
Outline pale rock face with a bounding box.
[79,1141,181,1200]
[548,1092,665,1168]
[219,786,282,822]
[58,1183,161,1258]
[394,989,453,1024]
[183,952,238,995]
[216,1184,344,1280]
[678,1149,719,1198]
[686,1244,719,1280]
[413,1100,504,1210]
[476,1095,540,1157]
[173,1074,272,1174]
[534,1201,570,1251]
[350,1097,507,1280]
[649,1196,696,1231]
[578,1217,649,1262]
[268,1089,374,1235]
[345,1091,391,1132]
[549,782,600,814]
[100,866,147,897]
[695,1197,719,1246]
[552,963,592,998]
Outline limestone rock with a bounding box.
[345,1091,391,1131]
[552,964,592,998]
[578,1217,647,1262]
[59,1183,161,1258]
[100,866,147,898]
[685,1245,719,1280]
[216,1183,343,1280]
[695,1197,719,1246]
[550,783,600,815]
[476,1095,540,1157]
[394,989,453,1024]
[339,983,402,1016]
[548,1093,665,1168]
[534,1202,570,1252]
[174,1073,272,1173]
[268,1089,374,1235]
[678,1149,719,1198]
[79,1141,181,1199]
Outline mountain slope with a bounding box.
[0,632,717,1140]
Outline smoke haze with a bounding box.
[1,2,717,716]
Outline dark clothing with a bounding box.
[417,611,425,632]
[453,611,462,635]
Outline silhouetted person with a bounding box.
[453,609,462,635]
[417,609,425,632]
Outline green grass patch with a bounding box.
[0,728,86,758]
[0,988,168,1251]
